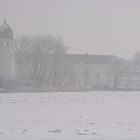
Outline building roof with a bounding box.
[0,19,14,39]
[64,54,118,65]
[52,54,119,65]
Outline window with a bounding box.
[7,42,9,47]
[1,42,3,47]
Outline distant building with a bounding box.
[48,54,119,88]
[64,54,117,88]
[0,19,132,90]
[0,19,15,81]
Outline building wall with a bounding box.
[76,64,113,88]
[0,39,15,80]
[62,64,113,88]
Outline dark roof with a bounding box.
[55,54,119,65]
[0,19,14,39]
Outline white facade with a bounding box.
[0,39,15,80]
[0,20,15,81]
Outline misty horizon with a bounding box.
[1,0,140,59]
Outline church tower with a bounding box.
[0,19,15,81]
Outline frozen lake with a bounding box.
[0,91,140,140]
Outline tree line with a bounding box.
[1,34,140,90]
[14,34,70,88]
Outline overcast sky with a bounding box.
[0,0,140,59]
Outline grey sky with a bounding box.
[0,0,140,59]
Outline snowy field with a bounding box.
[0,91,140,140]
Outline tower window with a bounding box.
[7,42,9,47]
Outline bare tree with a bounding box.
[133,51,140,65]
[110,58,127,90]
[15,35,66,87]
[83,68,90,88]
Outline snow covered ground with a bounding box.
[0,91,140,140]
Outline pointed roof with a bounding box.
[0,18,14,39]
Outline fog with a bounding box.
[0,0,140,58]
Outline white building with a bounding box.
[0,19,15,81]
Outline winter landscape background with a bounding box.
[1,0,140,140]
